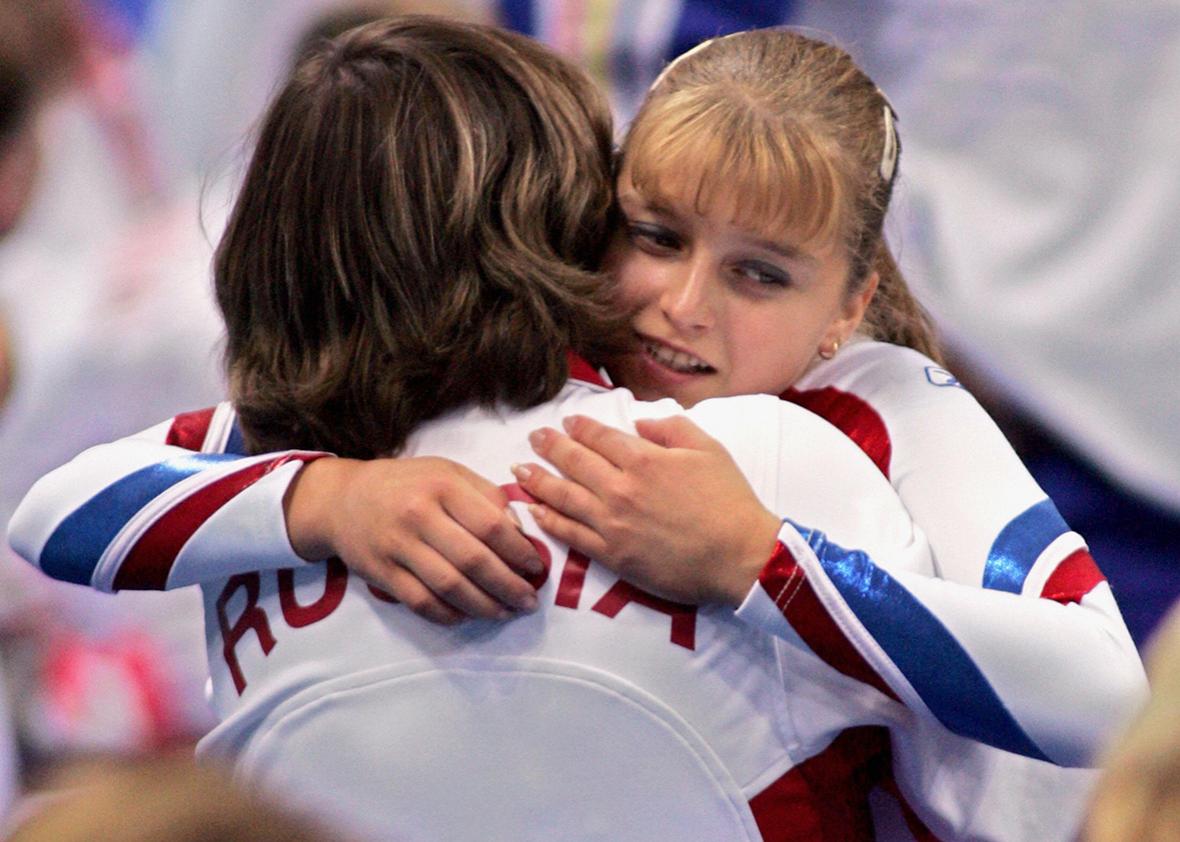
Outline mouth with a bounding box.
[638,335,716,375]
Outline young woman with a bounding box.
[9,25,1144,841]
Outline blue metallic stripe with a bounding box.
[225,421,248,456]
[40,453,244,585]
[788,519,1050,762]
[982,499,1070,594]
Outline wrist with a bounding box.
[283,457,352,560]
[715,509,782,607]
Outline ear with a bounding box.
[825,271,879,347]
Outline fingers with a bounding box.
[634,414,720,451]
[528,425,620,487]
[422,507,540,614]
[362,564,465,626]
[511,461,602,526]
[440,479,543,575]
[528,502,608,561]
[555,415,652,469]
[393,542,519,621]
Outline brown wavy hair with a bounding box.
[215,16,624,457]
[623,28,942,362]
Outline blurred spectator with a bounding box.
[139,0,492,189]
[0,0,222,799]
[3,753,349,842]
[1085,599,1180,841]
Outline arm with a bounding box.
[517,409,1146,767]
[7,404,541,622]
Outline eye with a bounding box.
[625,220,682,253]
[734,261,791,289]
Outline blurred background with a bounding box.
[1,0,1177,822]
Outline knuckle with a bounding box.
[564,446,588,473]
[614,479,639,507]
[400,495,430,524]
[452,549,487,574]
[467,509,502,540]
[404,592,434,615]
[629,449,653,471]
[433,569,465,598]
[551,483,575,512]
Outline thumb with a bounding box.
[634,414,718,451]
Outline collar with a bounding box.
[566,350,613,390]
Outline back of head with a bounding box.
[217,15,623,457]
[624,28,941,361]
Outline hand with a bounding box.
[284,457,542,625]
[514,414,781,607]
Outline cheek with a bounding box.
[606,247,659,312]
[729,317,815,394]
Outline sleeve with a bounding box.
[733,368,1147,768]
[6,404,329,592]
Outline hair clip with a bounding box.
[875,84,899,183]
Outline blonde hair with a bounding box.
[623,28,942,362]
[1085,601,1180,842]
[6,754,342,842]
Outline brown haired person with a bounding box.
[9,17,1147,841]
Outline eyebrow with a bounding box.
[620,188,818,266]
[754,237,815,265]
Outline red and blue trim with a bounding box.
[982,499,1070,593]
[112,452,325,590]
[784,518,1050,762]
[39,452,245,585]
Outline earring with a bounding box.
[819,338,841,360]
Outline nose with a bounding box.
[660,255,714,332]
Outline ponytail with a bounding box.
[860,242,944,364]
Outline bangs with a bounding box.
[624,87,846,248]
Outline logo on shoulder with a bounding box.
[925,366,962,388]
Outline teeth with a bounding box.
[643,340,713,373]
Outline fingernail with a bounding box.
[511,463,532,482]
[520,592,539,613]
[528,503,547,521]
[528,429,550,450]
[504,505,523,528]
[496,608,514,621]
[561,416,577,433]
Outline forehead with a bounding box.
[621,110,847,253]
[619,162,838,259]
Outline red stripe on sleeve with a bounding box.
[165,407,217,450]
[113,453,327,590]
[782,387,892,479]
[1039,548,1106,605]
[761,541,901,704]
